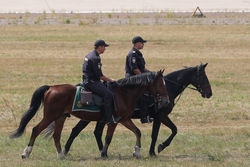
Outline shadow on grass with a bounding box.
[65,153,210,162]
[27,151,250,163]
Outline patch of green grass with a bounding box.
[42,10,47,19]
[1,127,249,166]
[165,12,174,18]
[221,72,235,79]
[211,80,239,87]
[107,13,112,18]
[65,19,71,24]
[79,20,88,26]
[207,152,224,161]
[128,16,133,25]
[225,111,249,120]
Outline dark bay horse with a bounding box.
[58,63,212,156]
[10,71,169,159]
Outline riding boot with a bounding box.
[140,104,153,124]
[105,102,121,126]
[140,110,153,124]
[139,96,153,124]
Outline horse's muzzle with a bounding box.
[201,85,212,98]
[201,89,212,98]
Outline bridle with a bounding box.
[152,76,169,109]
[165,66,205,106]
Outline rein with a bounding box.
[164,78,200,106]
[165,65,205,106]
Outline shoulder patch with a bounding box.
[98,63,102,69]
[132,57,136,63]
[84,57,88,61]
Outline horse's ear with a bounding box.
[203,63,208,68]
[157,70,163,76]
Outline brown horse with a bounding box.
[47,63,212,157]
[10,70,169,159]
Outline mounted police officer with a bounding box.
[125,36,153,123]
[82,40,120,126]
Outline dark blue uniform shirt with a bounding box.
[82,50,103,82]
[125,48,146,76]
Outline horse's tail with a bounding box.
[10,85,50,139]
[41,122,55,138]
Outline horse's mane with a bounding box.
[164,66,197,80]
[114,72,157,88]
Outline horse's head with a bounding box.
[191,63,212,98]
[114,71,170,108]
[148,70,170,108]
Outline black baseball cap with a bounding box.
[132,36,147,44]
[94,40,109,47]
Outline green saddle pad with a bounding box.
[72,86,100,112]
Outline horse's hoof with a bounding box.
[101,152,108,158]
[57,152,66,159]
[21,152,29,159]
[63,149,68,156]
[21,146,32,159]
[21,152,30,159]
[21,154,27,159]
[149,151,156,157]
[133,152,140,158]
[158,144,164,153]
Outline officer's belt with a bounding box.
[82,74,98,83]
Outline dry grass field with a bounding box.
[0,23,249,166]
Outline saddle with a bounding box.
[79,81,115,106]
[80,87,103,106]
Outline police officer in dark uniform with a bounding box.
[125,36,153,123]
[82,40,120,126]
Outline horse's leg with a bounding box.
[120,119,141,158]
[158,116,177,153]
[94,122,105,151]
[53,115,67,159]
[64,120,90,155]
[101,124,117,158]
[149,118,161,156]
[21,118,55,159]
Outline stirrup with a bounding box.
[113,115,121,123]
[140,116,153,124]
[107,116,121,126]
